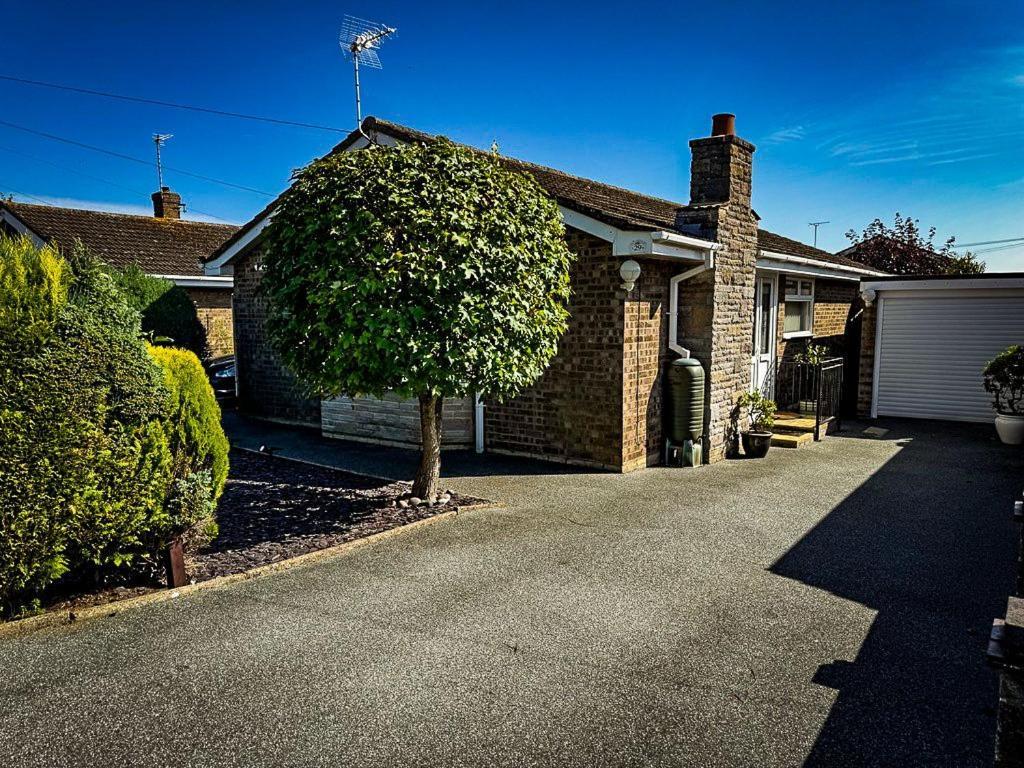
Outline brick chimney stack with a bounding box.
[687,113,754,210]
[152,187,182,219]
[674,114,759,463]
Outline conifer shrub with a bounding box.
[148,345,229,546]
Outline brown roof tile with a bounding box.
[4,201,238,277]
[210,116,875,274]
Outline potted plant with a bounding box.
[794,343,827,415]
[736,390,777,458]
[983,345,1024,445]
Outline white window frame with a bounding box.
[782,277,814,339]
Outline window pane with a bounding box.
[785,278,798,296]
[800,280,813,296]
[784,302,811,334]
[759,282,772,352]
[784,302,802,333]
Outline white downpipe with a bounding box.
[474,394,485,454]
[668,251,715,358]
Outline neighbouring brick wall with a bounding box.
[858,300,877,417]
[186,286,234,358]
[232,246,322,426]
[323,394,474,448]
[485,228,625,470]
[776,278,858,360]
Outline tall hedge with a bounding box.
[0,238,227,615]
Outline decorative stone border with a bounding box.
[0,491,492,641]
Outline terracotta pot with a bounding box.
[995,414,1024,445]
[741,431,773,458]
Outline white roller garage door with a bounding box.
[872,283,1024,422]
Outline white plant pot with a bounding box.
[994,413,1024,445]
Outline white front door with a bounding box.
[751,273,777,393]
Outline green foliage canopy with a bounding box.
[260,139,573,403]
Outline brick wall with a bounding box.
[186,286,234,358]
[323,394,474,448]
[484,228,625,470]
[776,278,858,360]
[232,246,322,426]
[858,299,877,417]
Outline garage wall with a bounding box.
[861,282,1024,422]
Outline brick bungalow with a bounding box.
[205,114,884,470]
[0,187,238,357]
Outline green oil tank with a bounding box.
[666,357,705,446]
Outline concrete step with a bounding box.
[771,432,813,449]
[773,412,817,433]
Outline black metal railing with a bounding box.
[774,356,844,440]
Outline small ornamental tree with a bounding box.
[845,213,985,275]
[261,139,573,501]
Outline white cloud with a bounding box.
[759,125,806,146]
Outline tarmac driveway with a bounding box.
[1,419,1021,767]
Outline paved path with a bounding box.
[1,417,1020,767]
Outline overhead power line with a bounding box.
[954,236,1024,248]
[0,74,347,133]
[0,183,54,205]
[0,145,237,222]
[0,118,275,197]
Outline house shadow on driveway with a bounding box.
[771,420,1023,766]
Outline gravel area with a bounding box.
[186,450,483,582]
[12,449,484,618]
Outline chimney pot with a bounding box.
[152,187,182,220]
[711,113,736,137]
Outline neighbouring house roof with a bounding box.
[207,116,877,275]
[1,201,238,278]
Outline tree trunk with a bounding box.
[412,394,443,502]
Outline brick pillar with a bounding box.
[675,118,758,462]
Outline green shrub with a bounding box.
[0,237,78,607]
[148,345,228,545]
[984,345,1024,415]
[0,242,178,612]
[112,264,207,358]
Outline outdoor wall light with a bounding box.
[860,288,876,306]
[620,259,642,292]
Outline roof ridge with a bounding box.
[4,200,238,229]
[367,117,687,212]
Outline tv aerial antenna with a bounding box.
[808,220,830,248]
[339,15,396,128]
[153,133,173,189]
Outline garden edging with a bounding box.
[0,498,493,640]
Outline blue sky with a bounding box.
[3,1,1023,269]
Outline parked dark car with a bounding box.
[205,355,236,404]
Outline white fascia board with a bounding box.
[861,276,1024,293]
[758,250,886,280]
[0,210,44,247]
[204,211,274,274]
[153,274,234,289]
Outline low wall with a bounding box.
[322,394,474,448]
